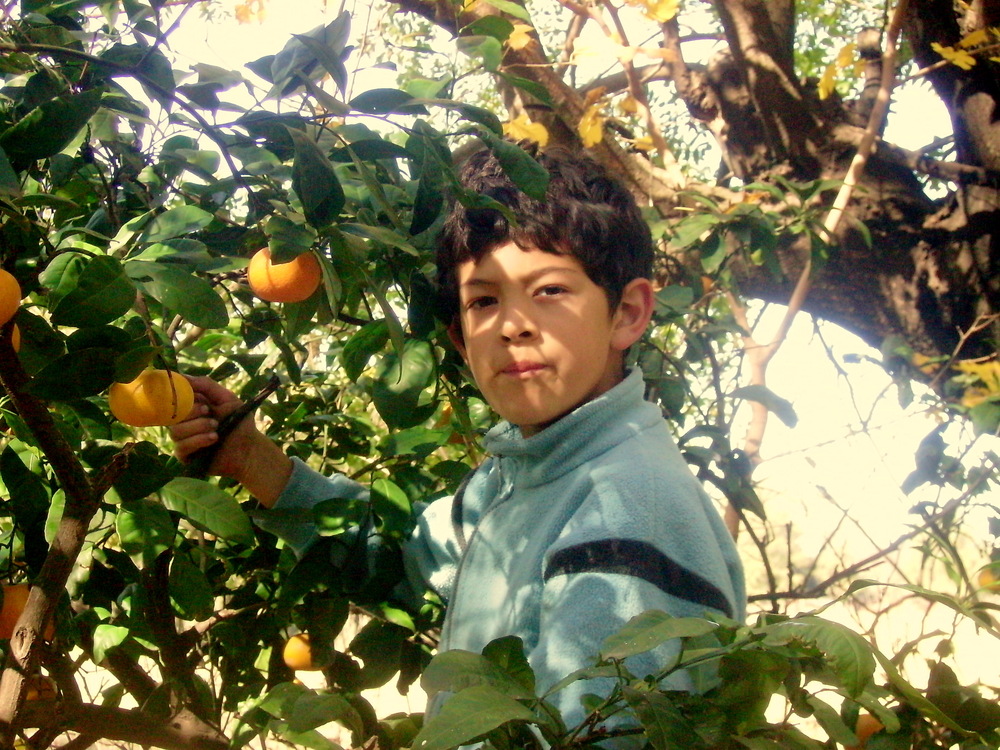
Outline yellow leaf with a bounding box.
[578,103,606,148]
[507,23,534,51]
[619,94,639,115]
[583,86,607,106]
[931,42,977,70]
[835,42,857,68]
[958,28,989,48]
[503,114,549,146]
[961,386,991,409]
[955,359,1000,392]
[631,135,654,152]
[818,63,837,100]
[629,0,680,23]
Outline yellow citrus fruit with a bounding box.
[0,584,55,641]
[846,713,884,750]
[978,566,1000,593]
[0,269,21,327]
[109,369,195,427]
[282,633,319,671]
[247,248,322,303]
[0,584,29,640]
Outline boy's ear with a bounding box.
[447,319,468,361]
[611,278,655,351]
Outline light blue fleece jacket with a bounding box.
[257,369,745,740]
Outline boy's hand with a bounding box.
[170,376,292,507]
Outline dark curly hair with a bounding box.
[436,143,654,323]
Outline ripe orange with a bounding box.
[0,269,21,327]
[247,248,322,303]
[0,584,29,639]
[978,566,1000,593]
[109,369,195,427]
[0,584,55,641]
[846,713,884,750]
[6,323,18,352]
[282,633,319,671]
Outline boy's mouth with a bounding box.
[500,361,546,376]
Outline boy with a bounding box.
[172,144,745,742]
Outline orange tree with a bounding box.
[0,1,998,749]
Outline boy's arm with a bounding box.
[171,376,292,507]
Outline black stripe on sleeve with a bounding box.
[543,538,733,618]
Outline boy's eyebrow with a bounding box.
[459,265,586,289]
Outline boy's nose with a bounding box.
[499,306,537,341]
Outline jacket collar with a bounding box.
[481,368,660,487]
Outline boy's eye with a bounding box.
[466,296,497,310]
[536,285,566,297]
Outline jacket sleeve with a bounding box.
[253,457,467,608]
[253,457,369,557]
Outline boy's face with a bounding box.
[451,242,651,437]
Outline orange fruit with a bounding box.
[109,369,195,427]
[282,633,319,671]
[978,566,1000,593]
[846,713,884,750]
[247,248,322,303]
[0,584,56,641]
[0,269,21,327]
[5,323,18,352]
[0,584,30,639]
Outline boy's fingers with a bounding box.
[169,416,219,442]
[186,375,240,407]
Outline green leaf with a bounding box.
[341,223,417,254]
[499,73,554,107]
[477,129,549,200]
[93,624,130,664]
[0,87,104,168]
[0,146,20,196]
[655,285,695,315]
[623,686,701,750]
[138,205,215,243]
[483,636,535,693]
[1,447,49,527]
[111,441,174,502]
[371,339,437,429]
[730,385,797,428]
[287,127,345,229]
[410,140,446,236]
[341,319,390,381]
[349,89,428,115]
[125,260,229,329]
[477,0,531,21]
[412,685,536,750]
[805,695,857,746]
[670,213,720,250]
[169,552,215,621]
[50,255,136,328]
[266,215,318,262]
[116,499,176,568]
[370,477,411,535]
[421,649,535,700]
[456,35,504,72]
[159,477,256,546]
[600,611,719,661]
[762,616,875,697]
[26,348,118,401]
